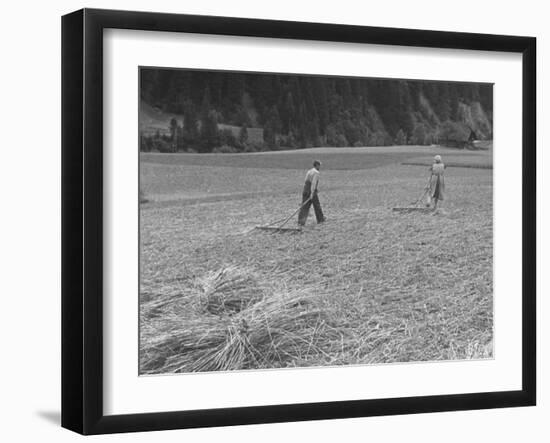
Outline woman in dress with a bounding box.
[428,155,445,210]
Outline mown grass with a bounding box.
[139,147,493,374]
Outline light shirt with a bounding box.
[305,168,320,192]
[431,163,445,175]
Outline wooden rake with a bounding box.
[392,177,434,213]
[254,197,312,233]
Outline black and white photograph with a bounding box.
[138,68,494,375]
[0,0,545,438]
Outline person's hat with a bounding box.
[434,155,442,163]
[313,159,322,167]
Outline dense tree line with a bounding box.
[140,68,493,153]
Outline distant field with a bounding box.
[141,144,492,171]
[140,146,493,374]
[140,146,492,203]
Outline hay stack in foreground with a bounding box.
[195,265,264,315]
[140,266,334,374]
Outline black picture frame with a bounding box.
[61,8,536,435]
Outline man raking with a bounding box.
[297,160,326,227]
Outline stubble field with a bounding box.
[139,146,493,374]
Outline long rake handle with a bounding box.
[265,216,288,227]
[274,197,312,232]
[263,204,305,228]
[413,187,430,207]
[412,177,432,207]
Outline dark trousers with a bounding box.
[297,182,325,226]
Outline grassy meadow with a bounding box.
[139,145,493,374]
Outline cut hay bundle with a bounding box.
[140,287,334,374]
[140,314,248,373]
[242,289,332,367]
[195,265,264,315]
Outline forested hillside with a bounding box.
[140,68,493,153]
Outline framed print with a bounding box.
[61,8,536,435]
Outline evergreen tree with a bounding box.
[200,87,212,119]
[239,125,249,145]
[236,107,251,126]
[412,124,428,145]
[169,118,178,140]
[449,85,460,120]
[225,74,245,108]
[264,106,282,149]
[209,72,223,106]
[200,110,219,152]
[312,78,330,135]
[169,118,179,152]
[394,128,407,145]
[183,100,199,148]
[434,83,451,121]
[280,90,295,135]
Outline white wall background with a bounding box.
[0,0,545,441]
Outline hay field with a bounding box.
[139,146,493,374]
